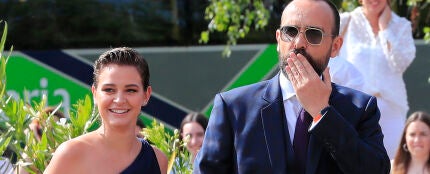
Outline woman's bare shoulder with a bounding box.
[44,133,99,174]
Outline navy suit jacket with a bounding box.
[194,74,390,174]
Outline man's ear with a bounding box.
[330,36,343,57]
[276,29,281,52]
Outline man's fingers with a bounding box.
[296,53,320,78]
[296,53,313,75]
[292,53,308,76]
[287,53,302,82]
[285,66,298,88]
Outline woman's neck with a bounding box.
[94,127,141,173]
[408,157,430,174]
[96,126,137,149]
[362,8,380,35]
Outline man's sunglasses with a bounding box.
[279,26,334,45]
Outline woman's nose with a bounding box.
[412,136,421,143]
[113,93,126,104]
[189,137,196,145]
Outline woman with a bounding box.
[44,47,168,174]
[391,111,430,174]
[179,112,208,161]
[337,0,416,158]
[170,112,208,174]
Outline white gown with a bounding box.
[337,7,416,159]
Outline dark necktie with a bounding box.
[293,108,312,174]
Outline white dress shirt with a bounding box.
[279,72,302,144]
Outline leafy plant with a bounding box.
[424,27,430,43]
[1,94,99,174]
[142,120,193,174]
[13,95,98,174]
[199,0,269,57]
[0,20,99,173]
[0,20,15,173]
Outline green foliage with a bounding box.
[143,121,172,155]
[0,20,9,106]
[424,27,430,43]
[0,21,100,173]
[339,0,359,12]
[0,95,98,173]
[407,0,430,6]
[0,131,12,156]
[143,120,193,173]
[15,96,98,173]
[199,0,269,57]
[0,20,13,173]
[0,94,98,174]
[68,95,99,138]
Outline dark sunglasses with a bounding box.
[279,26,334,45]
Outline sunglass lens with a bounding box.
[285,26,298,40]
[306,29,323,44]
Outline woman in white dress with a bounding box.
[337,0,416,159]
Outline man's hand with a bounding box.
[285,52,331,117]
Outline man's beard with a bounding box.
[279,48,331,77]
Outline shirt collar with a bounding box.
[279,72,296,101]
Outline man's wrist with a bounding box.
[313,105,330,122]
[320,105,330,115]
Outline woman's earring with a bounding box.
[142,101,147,107]
[402,144,408,152]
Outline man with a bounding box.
[193,0,390,173]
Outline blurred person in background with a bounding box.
[336,0,416,158]
[179,112,208,161]
[170,112,208,174]
[328,56,365,92]
[391,111,430,174]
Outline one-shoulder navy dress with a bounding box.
[121,139,161,174]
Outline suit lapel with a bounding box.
[261,74,294,173]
